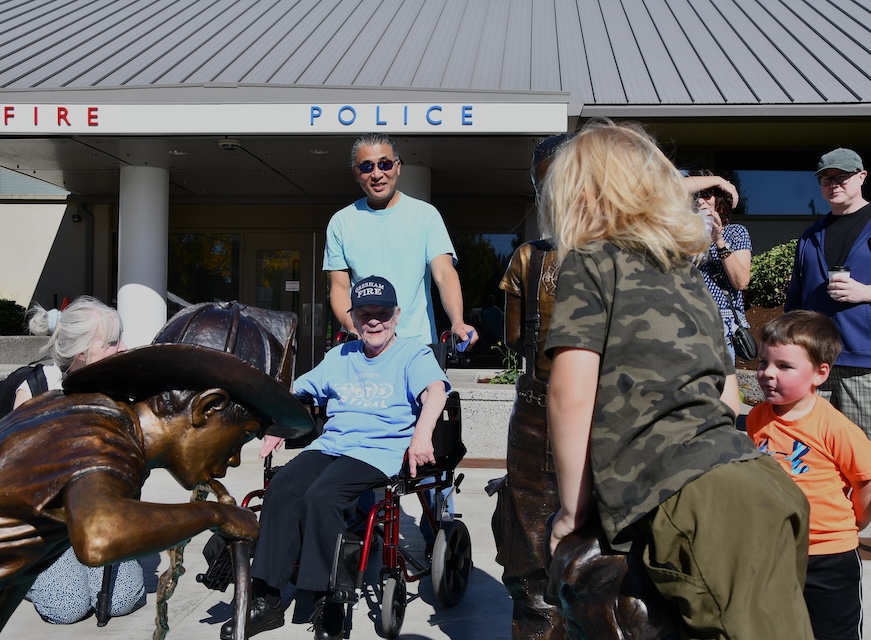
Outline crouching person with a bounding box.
[224,276,449,640]
[0,301,314,631]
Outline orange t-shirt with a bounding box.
[747,396,871,554]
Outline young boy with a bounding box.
[747,309,871,640]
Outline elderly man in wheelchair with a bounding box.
[220,276,450,640]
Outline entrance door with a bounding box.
[241,232,326,375]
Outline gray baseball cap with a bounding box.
[816,148,864,175]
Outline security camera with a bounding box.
[218,138,241,151]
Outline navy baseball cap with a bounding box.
[349,276,398,310]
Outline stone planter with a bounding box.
[444,370,515,462]
[737,369,764,406]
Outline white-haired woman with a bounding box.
[14,296,144,625]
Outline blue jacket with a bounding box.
[785,209,871,368]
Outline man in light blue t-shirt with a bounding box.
[324,133,477,348]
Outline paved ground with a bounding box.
[4,373,871,639]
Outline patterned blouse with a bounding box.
[697,223,752,340]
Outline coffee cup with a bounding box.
[829,265,850,282]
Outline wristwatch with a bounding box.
[716,241,733,259]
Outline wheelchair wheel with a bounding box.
[431,519,472,607]
[381,573,406,638]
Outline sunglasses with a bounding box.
[696,190,715,200]
[357,159,399,174]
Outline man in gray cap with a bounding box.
[786,148,871,435]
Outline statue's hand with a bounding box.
[202,478,237,505]
[213,504,260,542]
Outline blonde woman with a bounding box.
[540,121,814,638]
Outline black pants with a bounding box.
[805,549,863,640]
[251,451,387,593]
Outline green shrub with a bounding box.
[0,299,27,335]
[744,239,797,308]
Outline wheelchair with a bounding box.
[197,339,471,639]
[327,389,469,637]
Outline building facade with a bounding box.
[1,0,870,369]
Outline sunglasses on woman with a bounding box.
[695,190,715,200]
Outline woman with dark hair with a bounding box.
[689,171,753,363]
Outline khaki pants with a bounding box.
[642,456,814,639]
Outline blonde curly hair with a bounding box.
[538,119,707,270]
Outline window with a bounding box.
[732,170,823,216]
[167,233,240,312]
[445,232,520,366]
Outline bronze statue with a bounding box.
[546,510,678,639]
[0,301,313,630]
[493,236,567,640]
[491,134,575,640]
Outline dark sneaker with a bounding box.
[310,596,344,640]
[219,595,284,640]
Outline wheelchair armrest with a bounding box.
[397,390,465,482]
[431,391,465,469]
[281,393,324,449]
[399,459,443,482]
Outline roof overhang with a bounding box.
[577,103,871,118]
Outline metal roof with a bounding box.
[1,0,871,115]
[1,0,870,201]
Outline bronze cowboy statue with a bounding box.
[0,301,313,630]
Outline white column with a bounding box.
[117,166,169,347]
[399,164,432,201]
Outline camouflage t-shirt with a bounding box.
[545,241,760,551]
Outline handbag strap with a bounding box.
[710,250,743,324]
[723,288,742,322]
[524,246,546,377]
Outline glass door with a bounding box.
[241,232,325,375]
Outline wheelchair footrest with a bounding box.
[329,531,363,604]
[196,533,248,592]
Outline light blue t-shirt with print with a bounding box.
[295,337,450,477]
[323,192,457,345]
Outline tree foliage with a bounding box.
[0,299,27,335]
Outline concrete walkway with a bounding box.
[4,374,871,639]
